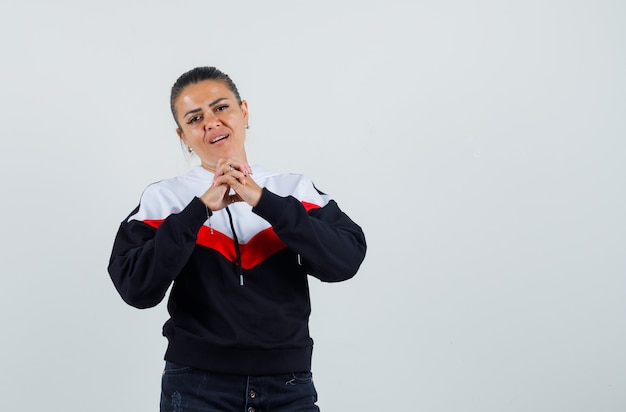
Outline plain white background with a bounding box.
[1,1,624,410]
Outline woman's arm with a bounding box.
[252,188,366,282]
[107,196,208,308]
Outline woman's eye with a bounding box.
[215,105,228,112]
[187,115,202,124]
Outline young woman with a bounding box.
[108,66,366,411]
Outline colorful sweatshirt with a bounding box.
[108,165,366,375]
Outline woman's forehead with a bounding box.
[177,80,234,106]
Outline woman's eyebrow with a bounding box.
[183,108,202,118]
[208,98,228,107]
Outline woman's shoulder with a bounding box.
[143,166,208,194]
[137,166,208,211]
[255,165,309,187]
[255,165,331,205]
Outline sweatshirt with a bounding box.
[108,165,366,375]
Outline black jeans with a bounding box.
[160,361,320,412]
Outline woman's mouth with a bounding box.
[210,134,229,144]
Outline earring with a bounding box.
[245,124,250,129]
[187,146,193,153]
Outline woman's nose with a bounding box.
[204,112,221,130]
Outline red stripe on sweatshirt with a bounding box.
[142,201,320,269]
[302,201,320,212]
[143,220,287,269]
[196,225,287,269]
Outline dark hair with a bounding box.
[170,66,242,127]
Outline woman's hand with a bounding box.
[211,158,253,185]
[199,181,231,212]
[200,158,263,209]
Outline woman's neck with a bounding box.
[201,163,217,174]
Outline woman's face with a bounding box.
[175,80,249,169]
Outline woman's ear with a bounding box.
[241,100,249,125]
[177,128,192,152]
[176,127,186,144]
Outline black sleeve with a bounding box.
[107,197,208,308]
[252,188,366,282]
